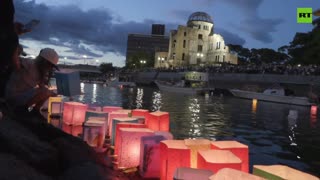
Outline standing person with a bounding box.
[5,48,60,111]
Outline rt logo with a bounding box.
[297,8,313,23]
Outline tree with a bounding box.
[228,44,251,64]
[126,51,153,69]
[99,63,114,74]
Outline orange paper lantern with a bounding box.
[114,123,147,156]
[211,141,249,172]
[117,128,154,169]
[197,150,241,173]
[160,140,190,180]
[184,139,211,168]
[210,168,264,180]
[63,102,88,125]
[147,111,170,131]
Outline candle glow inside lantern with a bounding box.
[83,119,105,148]
[114,123,147,156]
[160,140,191,180]
[110,117,139,145]
[63,102,88,125]
[197,150,242,173]
[210,168,264,180]
[84,110,108,122]
[139,135,167,178]
[211,141,249,172]
[102,106,123,113]
[117,128,154,169]
[174,167,213,180]
[253,165,319,180]
[47,96,63,123]
[184,139,211,168]
[108,111,130,136]
[62,123,83,137]
[147,111,170,131]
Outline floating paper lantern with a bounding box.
[83,119,105,148]
[155,131,174,140]
[132,109,149,118]
[115,109,132,117]
[114,123,147,156]
[147,111,170,131]
[211,141,249,172]
[132,116,146,124]
[139,135,166,178]
[117,128,154,169]
[253,165,319,180]
[311,105,317,116]
[102,106,123,113]
[174,167,213,180]
[210,168,264,180]
[47,96,62,123]
[88,105,102,112]
[184,139,211,168]
[197,150,241,173]
[108,111,130,136]
[62,123,83,137]
[110,117,139,145]
[160,140,190,180]
[63,102,88,125]
[84,110,108,122]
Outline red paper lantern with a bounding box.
[210,168,264,180]
[117,128,154,169]
[311,105,317,116]
[197,150,242,173]
[132,109,149,118]
[63,102,88,125]
[62,123,83,137]
[114,123,147,156]
[160,140,190,180]
[184,139,211,168]
[147,111,170,131]
[211,141,249,172]
[102,106,123,113]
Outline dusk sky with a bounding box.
[14,0,319,67]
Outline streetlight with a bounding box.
[95,59,99,66]
[140,60,146,68]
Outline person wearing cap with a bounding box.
[5,48,59,110]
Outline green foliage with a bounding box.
[126,51,154,69]
[99,63,114,74]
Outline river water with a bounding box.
[74,83,319,176]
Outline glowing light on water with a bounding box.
[79,83,85,101]
[188,98,201,136]
[151,91,162,111]
[92,84,97,103]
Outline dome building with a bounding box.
[155,12,238,68]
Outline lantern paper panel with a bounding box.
[55,70,81,97]
[155,131,174,141]
[87,117,107,142]
[132,116,145,124]
[253,165,319,180]
[117,128,154,169]
[115,109,132,117]
[210,168,264,180]
[108,112,130,136]
[184,139,211,168]
[160,140,191,180]
[83,120,105,148]
[88,105,102,112]
[47,96,62,123]
[63,102,88,125]
[102,106,123,113]
[62,123,83,137]
[110,117,139,145]
[211,141,249,172]
[84,110,108,122]
[139,135,166,178]
[132,109,149,119]
[114,123,147,156]
[147,111,170,131]
[197,150,242,173]
[174,167,213,180]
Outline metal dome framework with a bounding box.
[188,12,213,24]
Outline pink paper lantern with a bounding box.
[117,128,154,169]
[160,140,190,180]
[63,102,88,125]
[108,111,130,136]
[132,109,149,118]
[83,119,105,148]
[102,106,123,113]
[62,123,83,137]
[114,123,147,156]
[110,117,139,145]
[197,150,242,173]
[210,168,264,180]
[147,111,170,131]
[174,167,213,180]
[211,141,249,172]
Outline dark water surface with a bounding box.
[75,83,320,176]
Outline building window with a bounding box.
[204,25,209,30]
[198,45,203,52]
[198,25,201,29]
[183,40,186,48]
[173,53,176,60]
[198,34,203,40]
[216,42,221,49]
[182,53,185,60]
[172,40,176,48]
[223,55,225,62]
[184,32,187,36]
[197,58,201,64]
